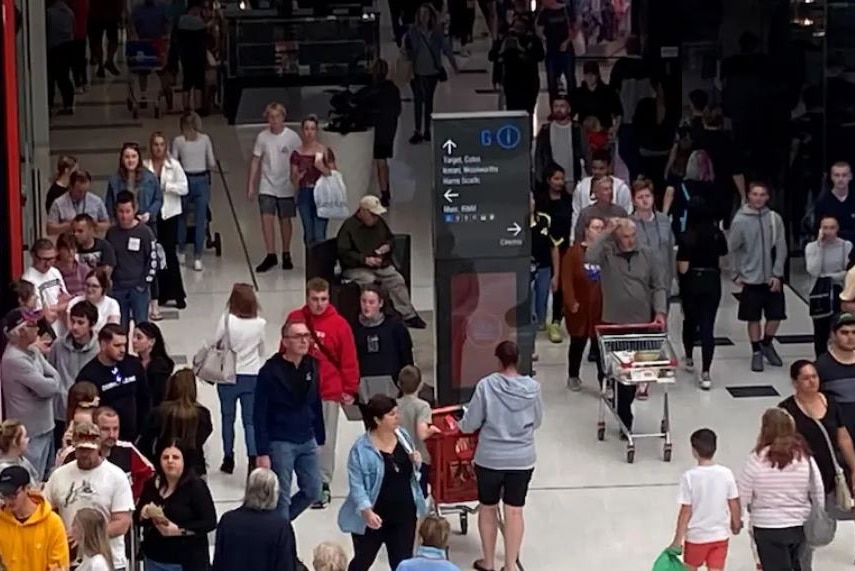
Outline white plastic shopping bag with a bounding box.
[314,170,350,219]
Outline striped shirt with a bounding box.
[737,448,824,529]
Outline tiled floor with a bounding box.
[44,24,855,571]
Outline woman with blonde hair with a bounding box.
[137,369,213,476]
[72,507,114,570]
[172,111,217,272]
[144,130,188,312]
[46,154,78,212]
[738,408,824,570]
[214,283,266,476]
[312,542,348,571]
[0,419,40,484]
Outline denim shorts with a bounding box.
[258,194,296,219]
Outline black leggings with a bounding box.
[753,526,806,571]
[813,315,832,358]
[568,336,603,380]
[48,43,75,109]
[349,519,417,571]
[411,74,440,133]
[680,269,722,373]
[552,287,563,324]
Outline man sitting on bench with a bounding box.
[337,195,427,329]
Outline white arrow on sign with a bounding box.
[442,139,457,155]
[443,189,459,203]
[506,222,521,236]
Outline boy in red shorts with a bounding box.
[670,428,742,570]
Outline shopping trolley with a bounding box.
[596,323,678,464]
[125,38,169,118]
[425,405,479,535]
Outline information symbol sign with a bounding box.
[496,125,521,150]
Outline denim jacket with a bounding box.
[396,546,461,570]
[337,428,428,535]
[105,170,163,221]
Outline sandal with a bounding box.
[473,560,495,571]
[149,312,163,322]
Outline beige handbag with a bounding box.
[193,313,237,385]
[811,414,855,519]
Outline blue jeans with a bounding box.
[144,559,183,571]
[24,430,53,480]
[112,286,151,329]
[545,50,576,100]
[269,438,322,521]
[217,374,257,457]
[531,266,552,327]
[297,186,328,245]
[177,173,211,258]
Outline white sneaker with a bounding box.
[193,259,203,272]
[178,252,186,265]
[700,372,711,391]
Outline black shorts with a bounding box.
[737,283,787,322]
[475,465,533,507]
[88,18,119,46]
[374,141,394,160]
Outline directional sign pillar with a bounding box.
[431,111,534,406]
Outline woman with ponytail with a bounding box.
[738,407,824,570]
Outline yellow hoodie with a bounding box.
[0,492,69,571]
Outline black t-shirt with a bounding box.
[537,192,573,251]
[76,356,151,441]
[814,190,855,246]
[572,82,622,129]
[78,238,118,270]
[45,182,68,213]
[531,212,555,270]
[372,443,416,523]
[676,226,727,269]
[536,6,575,53]
[816,351,855,440]
[779,395,846,493]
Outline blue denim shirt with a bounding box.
[337,429,428,535]
[106,170,163,221]
[396,546,461,570]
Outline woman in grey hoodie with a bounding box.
[460,341,542,571]
[805,214,852,357]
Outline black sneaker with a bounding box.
[105,61,121,76]
[220,456,235,475]
[96,65,106,79]
[281,252,294,270]
[409,132,423,144]
[423,130,431,142]
[405,315,428,329]
[255,254,277,273]
[380,190,391,208]
[312,484,331,509]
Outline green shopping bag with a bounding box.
[652,547,686,571]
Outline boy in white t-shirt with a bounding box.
[670,428,742,571]
[22,238,70,335]
[247,101,303,273]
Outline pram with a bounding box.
[125,38,170,118]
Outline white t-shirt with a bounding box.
[44,460,135,570]
[214,313,267,375]
[68,295,121,334]
[678,464,739,544]
[252,127,302,198]
[77,554,111,571]
[22,266,68,334]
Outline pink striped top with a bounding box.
[737,447,825,529]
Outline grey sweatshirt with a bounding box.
[633,211,675,288]
[105,222,158,290]
[805,238,852,290]
[49,333,99,421]
[586,231,668,323]
[728,205,787,285]
[0,344,62,437]
[459,372,542,471]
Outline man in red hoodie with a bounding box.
[287,277,359,508]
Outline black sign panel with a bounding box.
[432,112,531,260]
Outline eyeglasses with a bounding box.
[286,333,312,341]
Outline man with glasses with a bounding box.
[254,319,325,520]
[76,324,151,441]
[46,170,110,237]
[22,238,71,336]
[816,313,855,442]
[0,466,70,571]
[0,308,62,478]
[49,300,100,448]
[73,213,116,273]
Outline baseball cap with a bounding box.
[832,313,855,332]
[0,465,30,496]
[73,420,102,450]
[3,308,40,336]
[359,195,386,216]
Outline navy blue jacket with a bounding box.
[254,354,326,455]
[212,506,298,571]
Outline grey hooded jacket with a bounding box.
[459,372,543,471]
[49,333,99,421]
[0,344,61,437]
[633,211,675,288]
[728,204,787,284]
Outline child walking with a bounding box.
[72,507,114,571]
[397,365,441,497]
[670,429,742,571]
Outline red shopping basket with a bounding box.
[426,406,479,505]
